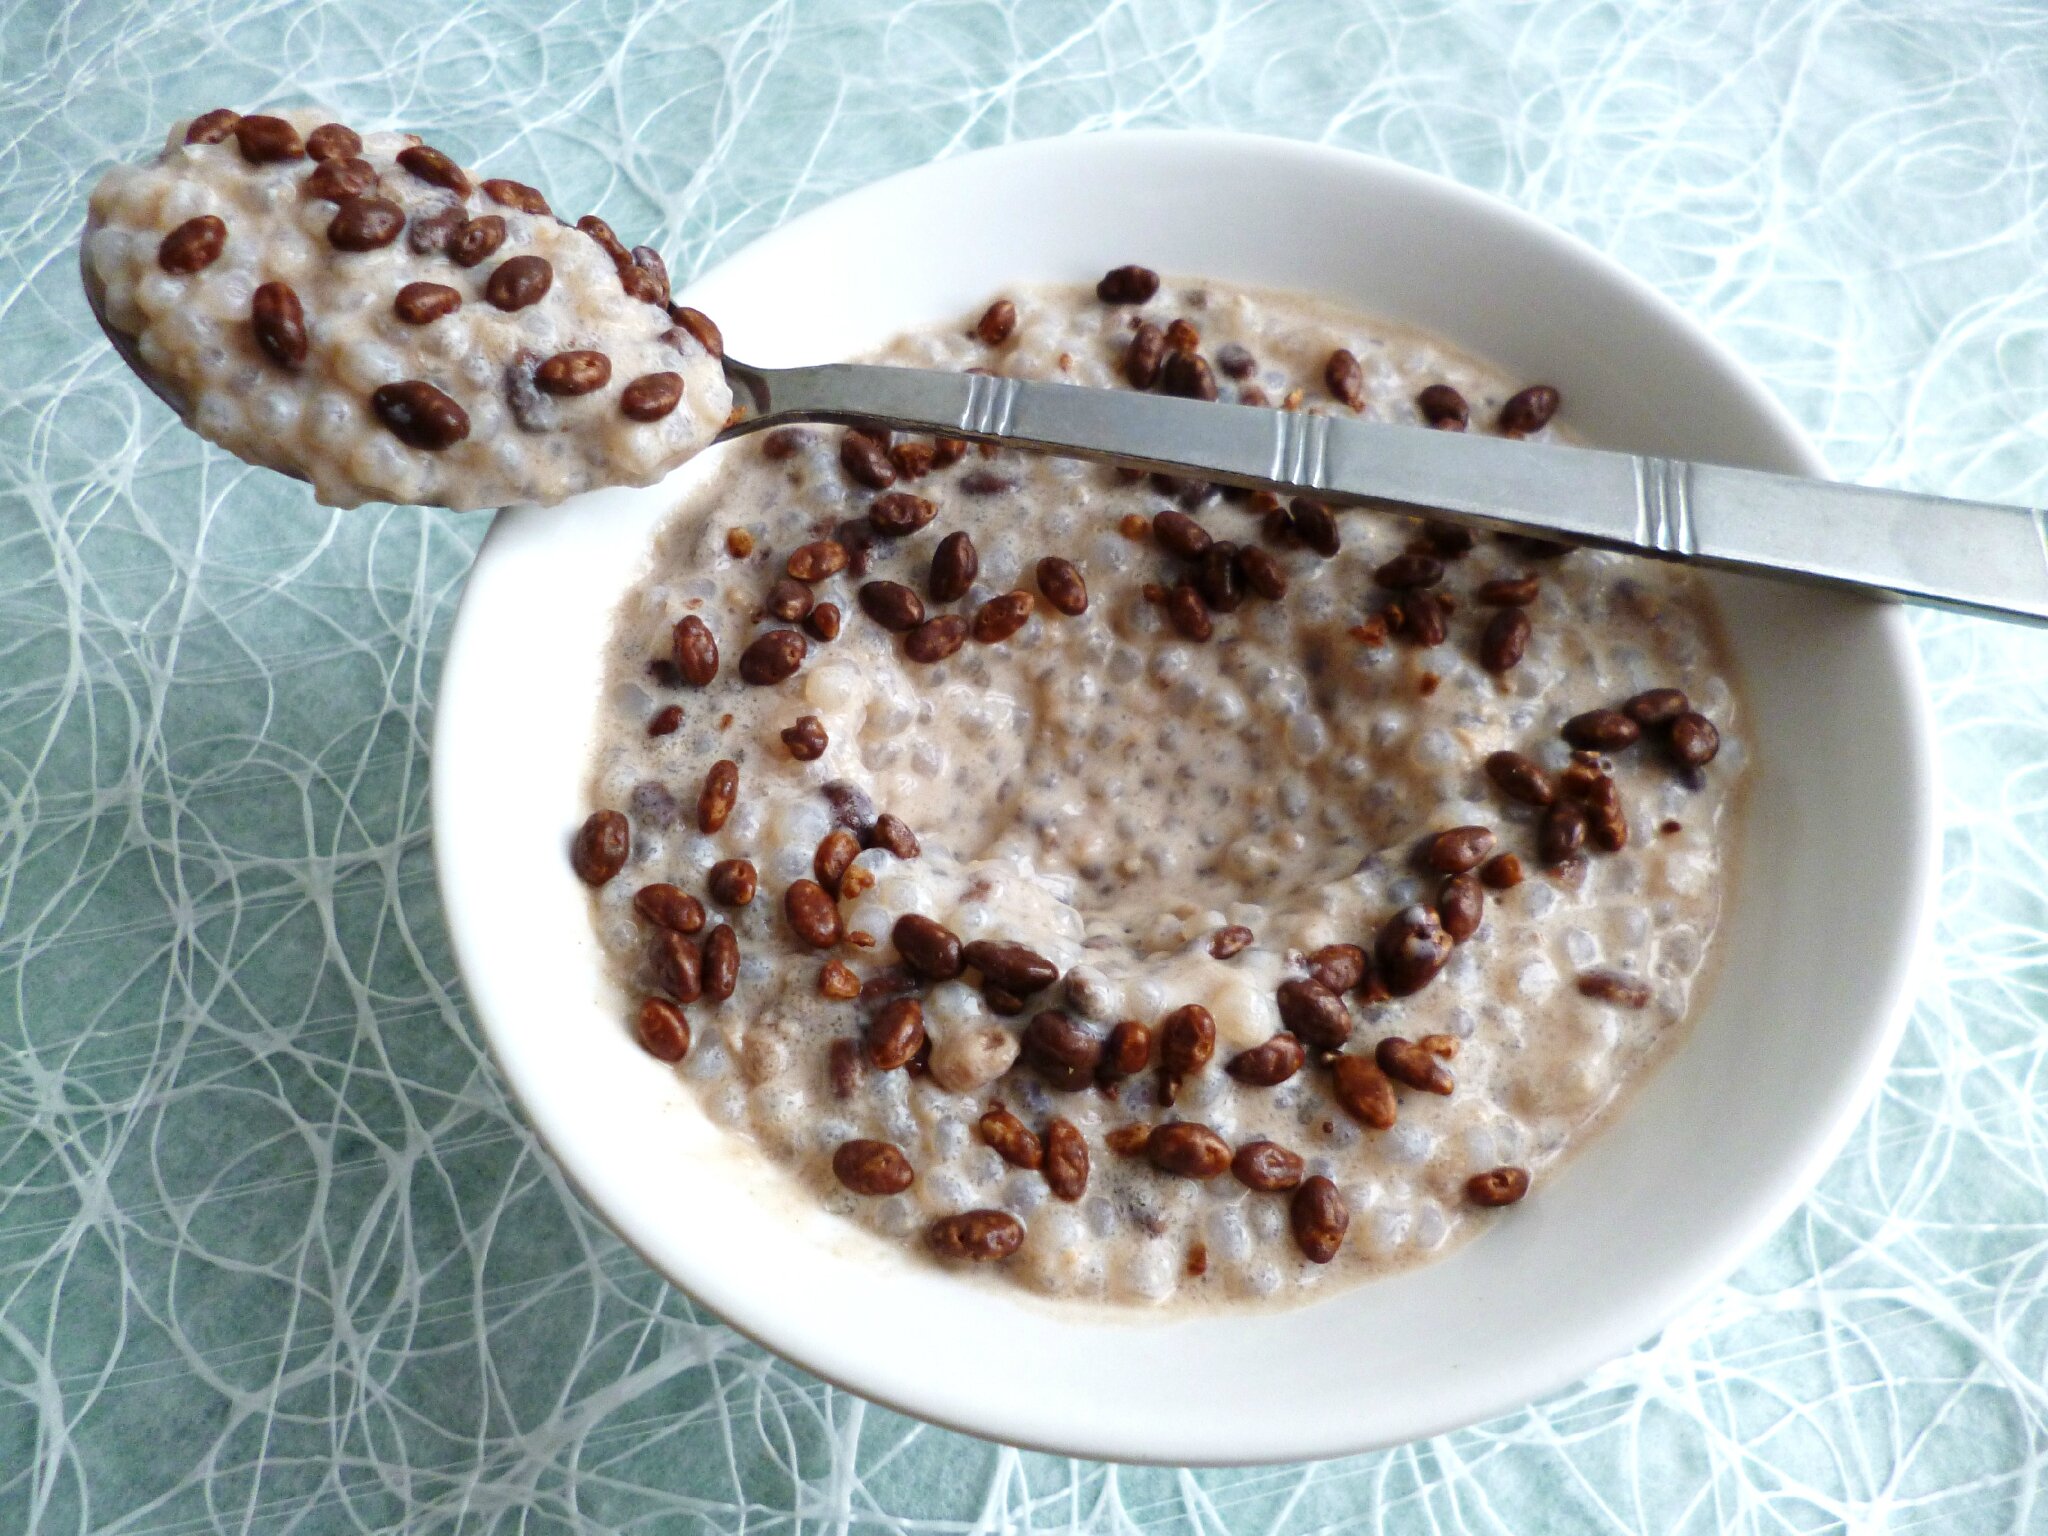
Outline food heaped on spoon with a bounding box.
[82,108,731,510]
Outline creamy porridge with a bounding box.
[83,109,730,510]
[573,269,1743,1307]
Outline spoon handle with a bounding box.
[723,359,2048,626]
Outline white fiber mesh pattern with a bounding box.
[2,1,2046,1530]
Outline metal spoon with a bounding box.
[85,242,2048,623]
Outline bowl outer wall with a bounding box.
[430,130,1938,1465]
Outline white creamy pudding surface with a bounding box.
[572,270,1745,1308]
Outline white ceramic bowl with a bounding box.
[432,132,1937,1464]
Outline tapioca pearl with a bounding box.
[662,1032,721,1084]
[159,176,218,225]
[1001,1174,1048,1216]
[1248,1198,1286,1242]
[709,1082,748,1127]
[1521,881,1560,920]
[248,389,302,438]
[189,389,244,441]
[1515,957,1559,999]
[1082,1196,1120,1238]
[1123,1242,1178,1301]
[1370,1207,1412,1252]
[1243,1259,1283,1298]
[870,1195,920,1240]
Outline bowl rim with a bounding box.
[432,127,1939,1464]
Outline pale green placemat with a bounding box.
[4,2,2046,1531]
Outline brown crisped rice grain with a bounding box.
[1163,317,1200,353]
[840,429,896,489]
[1160,349,1218,401]
[569,810,629,886]
[1563,709,1641,752]
[1232,1139,1304,1192]
[234,114,304,163]
[805,603,841,642]
[371,381,469,450]
[979,1105,1044,1169]
[651,930,702,1003]
[633,883,705,933]
[1417,383,1469,430]
[835,1139,914,1195]
[1538,801,1589,863]
[892,912,962,980]
[1438,872,1484,944]
[397,143,468,195]
[707,859,756,906]
[1623,687,1690,726]
[1224,1032,1305,1088]
[820,959,861,1000]
[927,531,979,604]
[620,372,684,422]
[1105,1123,1154,1157]
[971,590,1035,643]
[1291,1176,1349,1262]
[838,864,875,901]
[1034,556,1087,616]
[766,578,814,622]
[1097,265,1160,304]
[784,879,841,948]
[406,206,463,256]
[393,281,460,325]
[1325,349,1365,410]
[828,1036,864,1099]
[1477,574,1541,606]
[1576,970,1653,1008]
[481,177,550,214]
[1208,924,1254,959]
[1485,750,1555,807]
[1421,826,1495,874]
[1479,852,1524,890]
[670,305,722,358]
[903,614,967,664]
[1331,1054,1397,1129]
[1479,607,1532,673]
[701,923,738,1001]
[696,759,738,833]
[634,997,691,1062]
[1167,582,1212,641]
[787,540,849,583]
[759,427,808,462]
[1377,1036,1454,1094]
[1153,509,1213,560]
[814,827,860,895]
[1020,1010,1103,1091]
[975,298,1018,345]
[1467,1166,1532,1207]
[859,580,925,633]
[671,614,719,686]
[250,282,306,368]
[305,157,378,201]
[1158,1004,1216,1099]
[737,629,806,685]
[1669,712,1721,769]
[927,1210,1024,1261]
[1148,1121,1231,1179]
[535,350,611,396]
[866,813,921,860]
[1499,385,1561,436]
[1300,946,1362,997]
[1236,544,1288,601]
[646,705,682,737]
[963,940,1058,995]
[1275,976,1351,1051]
[1097,1019,1152,1084]
[781,715,828,761]
[157,215,227,274]
[184,109,240,145]
[1375,905,1452,996]
[1124,322,1166,388]
[1288,499,1340,557]
[1043,1117,1089,1201]
[866,996,926,1070]
[868,491,936,537]
[1215,342,1256,378]
[446,214,507,267]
